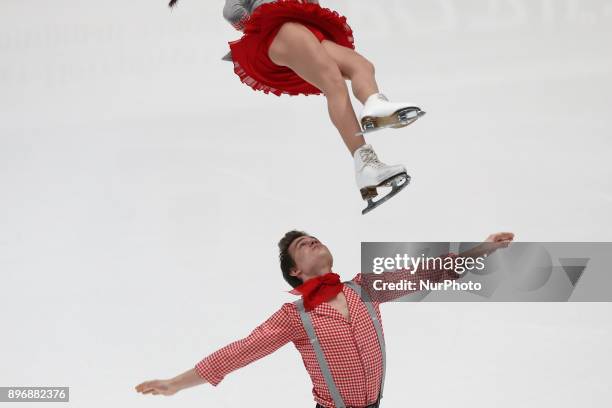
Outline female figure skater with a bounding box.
[169,0,425,214]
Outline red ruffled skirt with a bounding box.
[229,0,355,96]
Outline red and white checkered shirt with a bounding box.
[195,259,459,408]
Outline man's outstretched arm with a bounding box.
[135,304,296,397]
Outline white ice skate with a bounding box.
[357,93,426,136]
[354,144,410,215]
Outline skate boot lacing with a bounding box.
[376,94,389,102]
[359,148,386,170]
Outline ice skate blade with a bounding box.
[361,173,411,215]
[356,108,425,136]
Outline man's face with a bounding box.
[288,235,334,283]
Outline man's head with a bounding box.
[278,230,334,288]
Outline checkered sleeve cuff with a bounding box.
[194,360,223,386]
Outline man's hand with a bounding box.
[483,232,514,254]
[135,379,177,396]
[135,368,205,397]
[458,232,515,259]
[485,232,515,242]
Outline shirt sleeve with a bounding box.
[194,303,296,386]
[355,253,462,303]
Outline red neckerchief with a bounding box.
[290,272,344,311]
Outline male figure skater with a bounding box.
[136,231,514,407]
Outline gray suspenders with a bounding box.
[345,281,387,403]
[295,298,345,408]
[294,280,386,408]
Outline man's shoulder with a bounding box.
[279,301,300,314]
[257,302,301,329]
[276,302,303,329]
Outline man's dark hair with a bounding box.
[278,230,308,288]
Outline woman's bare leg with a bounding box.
[268,22,365,155]
[321,40,379,104]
